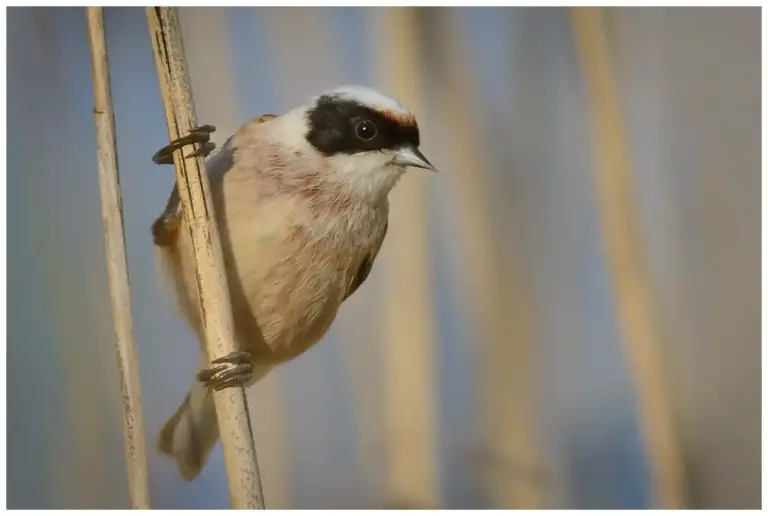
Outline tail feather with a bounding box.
[159,354,274,481]
[158,353,219,481]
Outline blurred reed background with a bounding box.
[6,6,760,510]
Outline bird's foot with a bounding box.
[152,124,217,165]
[197,351,253,391]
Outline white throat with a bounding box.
[326,152,407,202]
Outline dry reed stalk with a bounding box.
[429,9,544,509]
[570,6,686,509]
[86,6,151,509]
[146,7,265,509]
[378,6,439,508]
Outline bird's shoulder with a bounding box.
[151,114,278,247]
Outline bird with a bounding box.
[151,85,435,481]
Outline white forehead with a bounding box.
[320,85,411,116]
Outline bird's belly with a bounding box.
[165,192,375,367]
[226,231,350,365]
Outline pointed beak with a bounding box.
[393,145,437,172]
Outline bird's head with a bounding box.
[274,85,435,201]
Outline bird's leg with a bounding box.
[152,124,217,165]
[197,351,254,391]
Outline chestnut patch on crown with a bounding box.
[306,95,419,156]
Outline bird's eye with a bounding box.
[355,120,377,141]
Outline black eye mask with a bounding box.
[305,95,420,157]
